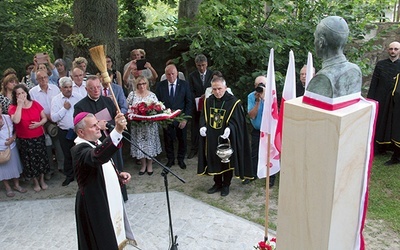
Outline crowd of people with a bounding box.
[1,43,395,247]
[5,40,395,201]
[0,50,269,199]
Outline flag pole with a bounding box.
[264,133,271,242]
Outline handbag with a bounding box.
[0,116,11,164]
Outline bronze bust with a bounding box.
[306,16,362,98]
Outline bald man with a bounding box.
[367,41,400,161]
[306,16,362,98]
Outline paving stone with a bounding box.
[0,191,275,249]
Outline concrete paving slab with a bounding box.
[0,191,275,250]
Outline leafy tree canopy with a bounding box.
[167,0,393,103]
[0,0,73,78]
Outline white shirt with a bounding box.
[50,92,83,130]
[72,81,87,97]
[29,84,61,115]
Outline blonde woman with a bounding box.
[126,76,162,175]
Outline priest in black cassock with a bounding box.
[198,76,253,196]
[74,75,128,201]
[71,112,136,250]
[367,41,400,162]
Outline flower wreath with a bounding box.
[127,101,190,127]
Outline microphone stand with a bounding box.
[119,129,184,250]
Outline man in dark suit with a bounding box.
[100,72,128,114]
[187,54,213,159]
[156,64,192,169]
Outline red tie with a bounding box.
[103,88,108,97]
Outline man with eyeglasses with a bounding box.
[29,70,62,180]
[367,41,400,160]
[74,75,129,201]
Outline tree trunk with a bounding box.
[73,0,120,73]
[178,0,203,20]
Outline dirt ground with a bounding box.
[1,143,399,249]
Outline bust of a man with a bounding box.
[306,16,362,98]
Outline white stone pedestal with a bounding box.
[276,97,374,249]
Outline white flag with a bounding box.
[257,48,280,178]
[305,52,314,89]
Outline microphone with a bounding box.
[106,122,115,130]
[106,122,130,135]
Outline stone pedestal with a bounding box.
[276,97,374,249]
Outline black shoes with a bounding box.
[384,158,400,166]
[166,160,174,168]
[207,185,222,194]
[62,178,74,186]
[221,186,230,196]
[178,160,187,169]
[207,185,229,196]
[187,150,197,159]
[139,171,146,175]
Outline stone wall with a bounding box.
[118,37,192,78]
[362,22,400,90]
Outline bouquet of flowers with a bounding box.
[254,238,276,250]
[127,101,188,126]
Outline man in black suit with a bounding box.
[187,54,213,159]
[156,64,192,169]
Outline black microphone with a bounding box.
[106,122,130,135]
[106,122,115,131]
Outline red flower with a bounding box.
[154,104,163,112]
[147,103,155,111]
[137,102,148,115]
[258,241,267,249]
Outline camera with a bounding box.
[255,83,265,93]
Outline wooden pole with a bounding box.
[264,133,271,242]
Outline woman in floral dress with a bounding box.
[126,76,162,175]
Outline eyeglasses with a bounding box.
[389,48,399,51]
[137,82,147,86]
[37,76,48,80]
[106,60,112,63]
[88,86,101,91]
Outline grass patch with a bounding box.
[367,154,400,233]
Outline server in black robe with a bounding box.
[71,112,135,250]
[367,41,400,161]
[198,76,253,196]
[73,75,128,201]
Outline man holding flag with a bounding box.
[246,75,276,187]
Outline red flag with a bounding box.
[257,48,280,178]
[275,50,296,153]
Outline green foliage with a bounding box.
[166,0,393,104]
[64,33,91,48]
[0,0,73,78]
[368,154,400,233]
[118,0,147,37]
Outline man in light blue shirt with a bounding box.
[246,75,276,187]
